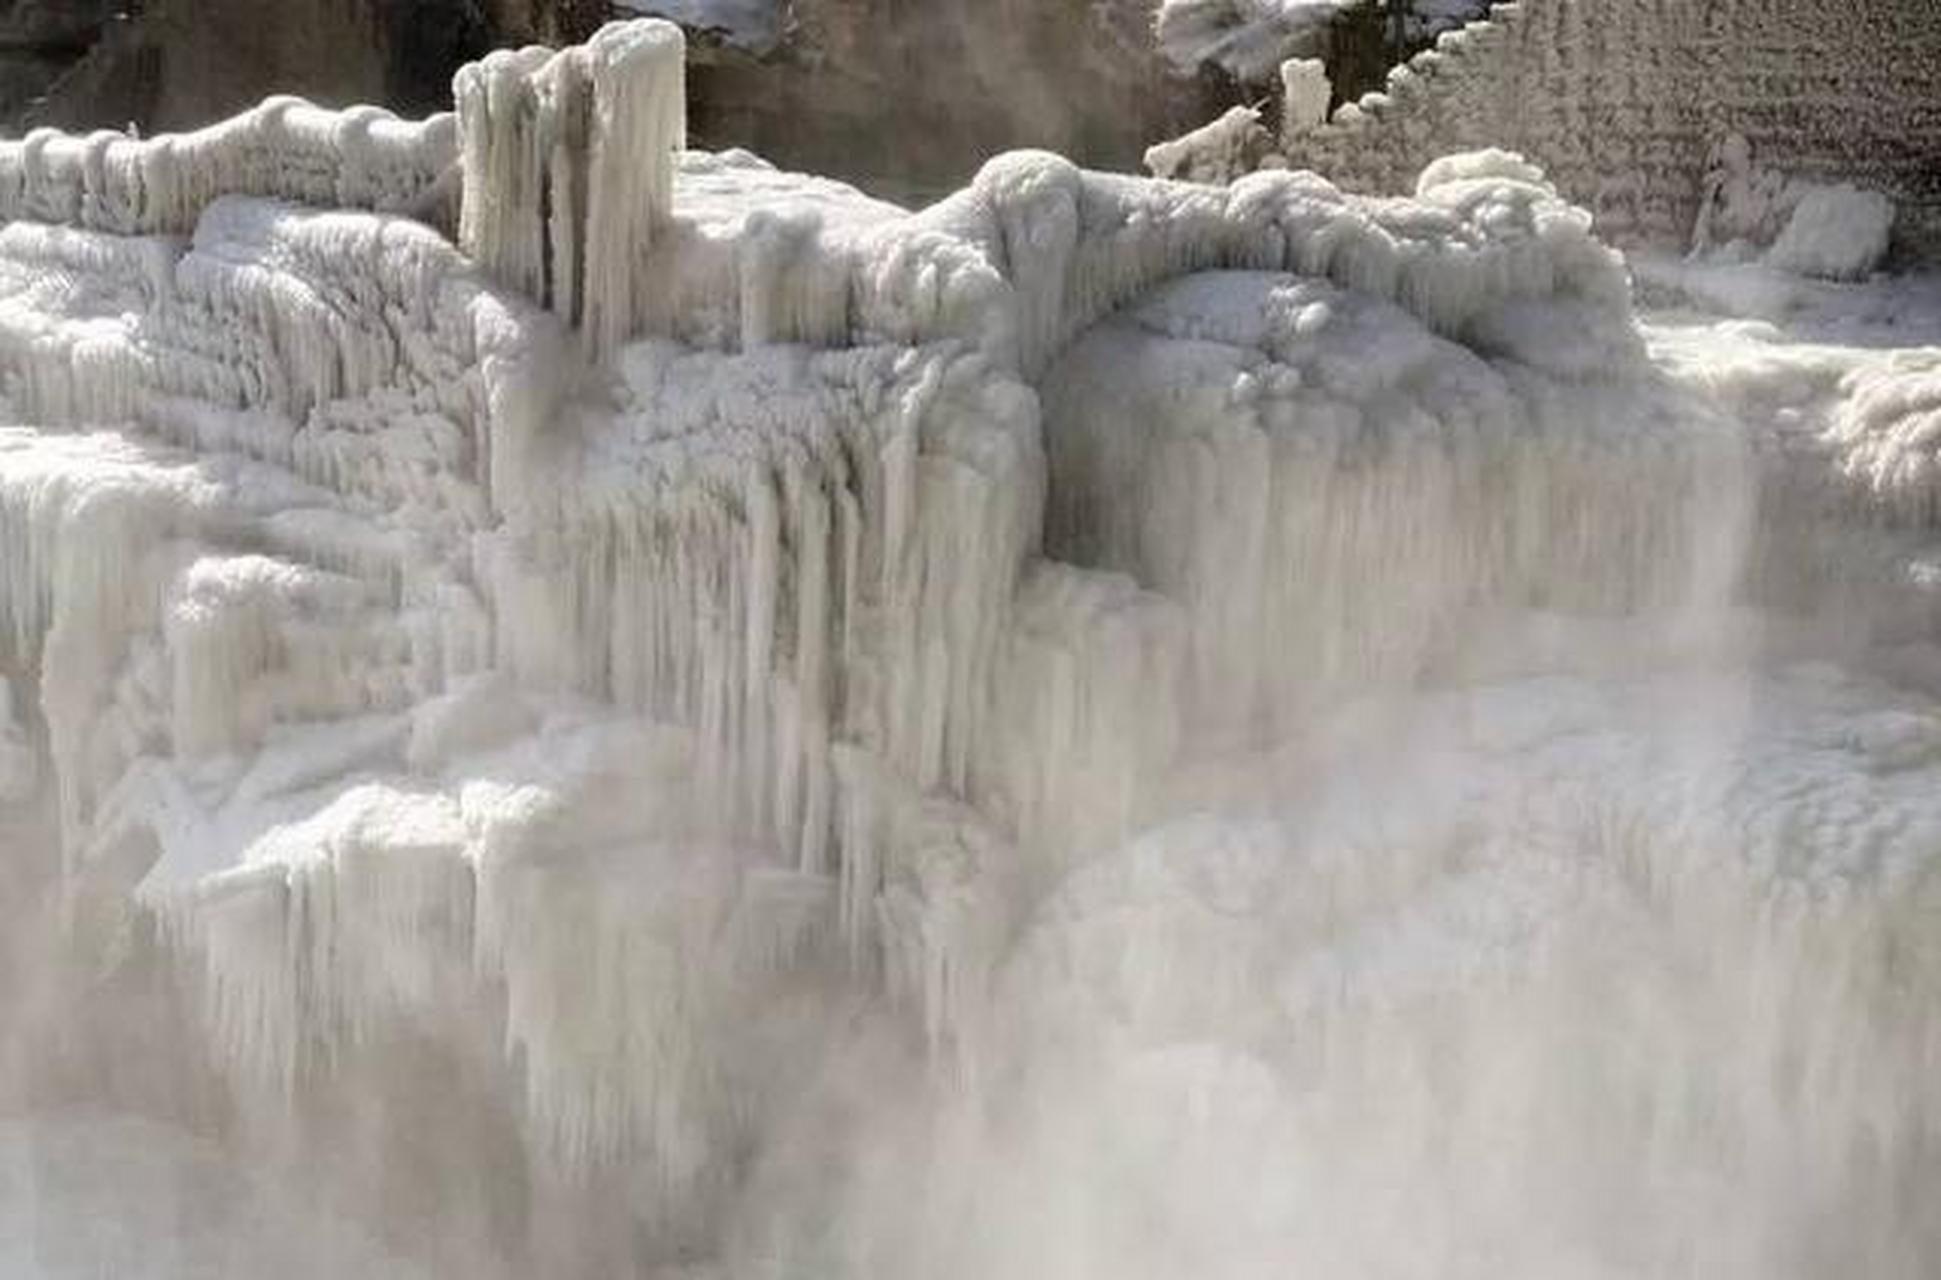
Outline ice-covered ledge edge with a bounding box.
[0,17,1644,384]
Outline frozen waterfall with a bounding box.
[0,15,1939,1279]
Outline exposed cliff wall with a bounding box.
[677,0,1222,203]
[1284,0,1941,255]
[11,0,498,134]
[8,0,1216,207]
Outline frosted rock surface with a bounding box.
[1165,0,1941,255]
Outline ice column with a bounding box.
[455,19,685,360]
[1281,58,1331,140]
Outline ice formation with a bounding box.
[1141,106,1279,184]
[1279,56,1331,134]
[1,12,1940,1278]
[1692,136,1897,283]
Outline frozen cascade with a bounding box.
[454,19,685,359]
[0,16,1939,1278]
[1039,267,1750,740]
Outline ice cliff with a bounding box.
[2,16,1941,1278]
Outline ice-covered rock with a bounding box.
[1143,105,1277,184]
[1692,133,1897,282]
[1766,184,1897,281]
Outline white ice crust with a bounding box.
[2,17,1941,1274]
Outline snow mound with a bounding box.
[1767,184,1897,281]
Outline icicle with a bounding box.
[580,19,685,360]
[456,19,685,359]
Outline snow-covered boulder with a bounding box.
[1766,183,1897,281]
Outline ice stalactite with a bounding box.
[180,784,474,1098]
[634,150,908,353]
[838,746,1013,1067]
[1039,269,1749,740]
[156,711,852,1216]
[0,196,560,532]
[0,430,211,862]
[608,144,1640,383]
[1826,359,1941,525]
[981,563,1185,878]
[484,338,1040,884]
[902,668,1941,1280]
[163,555,383,758]
[455,19,685,360]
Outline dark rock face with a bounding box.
[5,0,518,134]
[682,0,1224,203]
[0,0,121,125]
[0,0,1222,205]
[386,0,494,116]
[0,0,116,50]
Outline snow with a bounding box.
[1693,134,1898,282]
[1142,106,1276,184]
[0,14,1940,1277]
[1765,184,1897,281]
